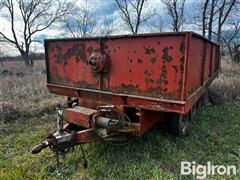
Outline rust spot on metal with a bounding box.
[147,86,162,97]
[137,58,143,64]
[56,53,63,64]
[76,56,80,62]
[76,81,97,89]
[144,69,153,76]
[55,43,87,66]
[55,44,62,51]
[157,64,168,84]
[178,41,185,97]
[171,65,178,73]
[163,88,168,92]
[52,65,62,81]
[178,78,183,95]
[52,65,74,85]
[162,47,172,62]
[92,71,99,78]
[150,57,157,64]
[144,47,155,54]
[108,84,140,93]
[87,47,94,53]
[164,91,176,99]
[67,43,87,64]
[145,78,154,84]
[63,61,68,66]
[180,42,185,54]
[180,57,184,72]
[104,44,109,49]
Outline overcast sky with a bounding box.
[0,0,208,55]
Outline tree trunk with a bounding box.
[21,52,33,67]
[208,0,215,40]
[233,44,240,63]
[227,43,233,62]
[1,60,3,69]
[216,25,222,44]
[202,0,209,37]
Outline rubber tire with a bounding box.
[165,113,190,136]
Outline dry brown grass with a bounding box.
[209,57,240,104]
[0,60,45,73]
[0,60,63,112]
[1,74,63,110]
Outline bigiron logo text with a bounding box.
[180,161,238,179]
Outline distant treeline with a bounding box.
[0,53,45,61]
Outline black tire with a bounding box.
[165,113,190,136]
[190,104,197,119]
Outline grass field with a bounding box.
[0,59,240,179]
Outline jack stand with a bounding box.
[55,105,64,175]
[55,151,61,176]
[80,143,88,169]
[56,104,64,135]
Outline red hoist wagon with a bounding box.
[32,32,219,167]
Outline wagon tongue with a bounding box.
[31,140,49,154]
[31,104,134,169]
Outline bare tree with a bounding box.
[222,21,240,60]
[64,1,100,37]
[202,0,209,37]
[199,0,237,42]
[0,0,74,66]
[99,15,117,36]
[189,0,239,63]
[147,14,165,33]
[199,0,218,40]
[215,0,236,43]
[207,0,217,40]
[161,0,186,32]
[64,2,116,38]
[115,0,156,34]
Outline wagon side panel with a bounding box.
[186,36,205,97]
[185,34,219,113]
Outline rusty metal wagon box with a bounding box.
[45,32,219,115]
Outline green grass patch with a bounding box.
[0,104,239,179]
